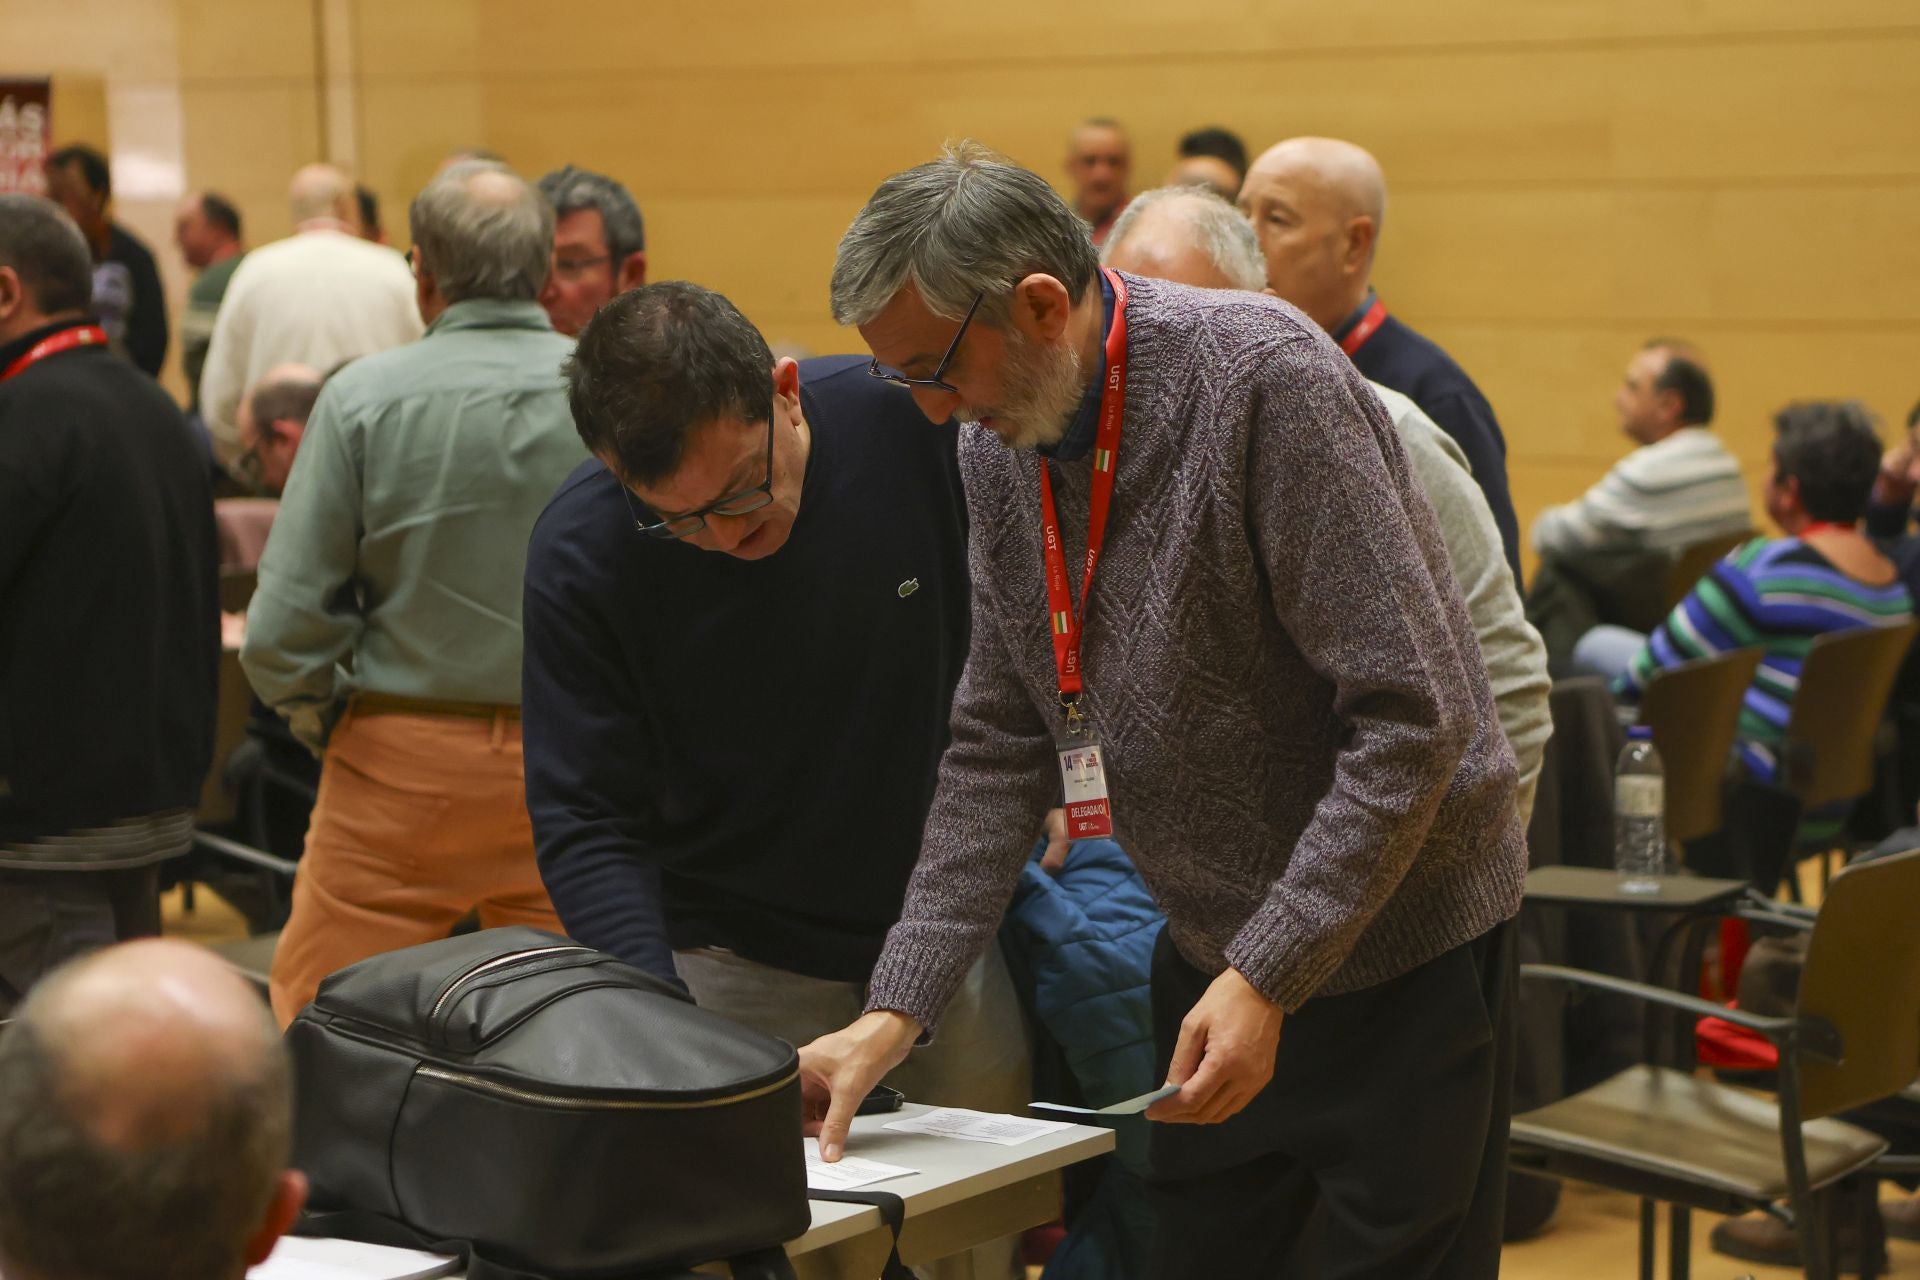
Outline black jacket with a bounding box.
[0,320,218,845]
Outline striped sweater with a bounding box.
[1620,538,1912,785]
[1532,427,1751,557]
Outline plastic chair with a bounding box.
[1663,529,1754,613]
[1509,847,1920,1280]
[1638,647,1763,847]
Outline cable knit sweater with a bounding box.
[864,276,1527,1028]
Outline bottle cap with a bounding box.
[1627,725,1653,741]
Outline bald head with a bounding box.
[408,160,554,315]
[0,941,303,1280]
[1103,187,1266,293]
[288,162,356,226]
[1238,136,1387,330]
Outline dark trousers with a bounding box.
[1145,920,1517,1279]
[0,865,163,1017]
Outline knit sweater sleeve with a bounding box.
[1225,347,1481,1012]
[863,478,1060,1036]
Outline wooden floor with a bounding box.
[168,886,1918,1279]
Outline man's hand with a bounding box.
[1038,808,1070,875]
[796,1010,922,1161]
[1877,438,1920,507]
[1145,967,1283,1126]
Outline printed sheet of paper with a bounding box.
[249,1236,459,1280]
[882,1107,1073,1146]
[804,1146,918,1190]
[1029,1084,1181,1117]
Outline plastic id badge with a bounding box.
[1058,739,1114,838]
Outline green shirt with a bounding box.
[182,251,244,411]
[242,299,585,748]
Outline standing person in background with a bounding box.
[354,183,388,245]
[0,196,217,1014]
[1166,126,1248,201]
[802,142,1524,1278]
[174,191,245,416]
[1065,118,1132,246]
[198,163,420,474]
[243,162,586,1025]
[535,165,647,337]
[1867,397,1920,540]
[42,144,168,378]
[1242,135,1522,585]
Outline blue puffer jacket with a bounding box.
[1001,837,1163,1136]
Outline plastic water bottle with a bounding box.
[1614,726,1668,894]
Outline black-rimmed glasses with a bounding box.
[866,291,984,395]
[621,413,776,540]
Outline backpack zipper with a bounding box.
[428,945,596,1020]
[415,1064,798,1110]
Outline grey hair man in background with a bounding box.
[244,161,586,1025]
[799,143,1524,1277]
[536,164,647,337]
[0,939,306,1280]
[1102,186,1551,821]
[198,163,421,473]
[234,363,323,497]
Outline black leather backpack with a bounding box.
[286,928,812,1278]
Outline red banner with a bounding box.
[0,80,52,197]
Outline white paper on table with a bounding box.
[1029,1084,1182,1117]
[248,1236,459,1280]
[804,1146,919,1190]
[882,1107,1073,1146]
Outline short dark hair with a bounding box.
[0,195,96,315]
[1177,127,1249,183]
[1771,401,1883,524]
[356,183,382,238]
[248,372,323,435]
[538,165,646,264]
[200,192,241,241]
[46,145,110,198]
[0,1008,291,1280]
[1644,340,1715,426]
[565,281,773,487]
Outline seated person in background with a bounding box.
[0,939,306,1280]
[1866,396,1920,539]
[1166,126,1247,200]
[234,363,322,497]
[1576,402,1912,840]
[535,165,647,337]
[1532,339,1749,559]
[1101,185,1551,822]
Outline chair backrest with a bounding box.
[1781,621,1920,810]
[1663,529,1754,612]
[1638,647,1763,845]
[1796,847,1920,1119]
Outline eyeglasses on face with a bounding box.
[620,411,777,540]
[866,290,985,395]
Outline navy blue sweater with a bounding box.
[522,357,968,986]
[1346,309,1522,587]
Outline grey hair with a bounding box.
[537,165,645,265]
[0,195,94,315]
[830,139,1099,327]
[409,160,554,304]
[1102,186,1267,292]
[0,971,291,1280]
[247,369,324,432]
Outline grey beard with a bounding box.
[959,337,1086,452]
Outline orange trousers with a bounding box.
[269,702,562,1026]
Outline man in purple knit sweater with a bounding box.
[800,141,1527,1277]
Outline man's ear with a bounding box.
[242,1169,308,1268]
[616,250,647,293]
[1007,273,1074,345]
[1341,215,1377,278]
[771,356,801,408]
[0,266,23,326]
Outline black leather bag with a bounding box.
[286,927,810,1278]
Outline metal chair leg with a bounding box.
[1639,1197,1657,1280]
[1669,1203,1691,1279]
[1801,1188,1834,1280]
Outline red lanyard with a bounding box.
[1799,521,1857,537]
[1337,296,1387,357]
[0,324,108,383]
[1038,268,1129,729]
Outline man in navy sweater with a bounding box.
[1241,136,1523,586]
[522,284,1028,1273]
